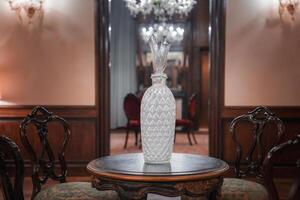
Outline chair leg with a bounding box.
[192,130,198,144]
[139,132,142,149]
[124,128,129,149]
[174,131,177,143]
[134,130,138,146]
[187,129,193,146]
[31,177,41,200]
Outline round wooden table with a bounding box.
[87,153,229,200]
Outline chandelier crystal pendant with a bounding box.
[124,0,197,21]
[5,0,44,24]
[279,0,299,21]
[141,23,184,43]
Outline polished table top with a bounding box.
[87,153,229,182]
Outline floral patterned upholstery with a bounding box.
[34,182,119,200]
[181,178,268,200]
[221,178,268,200]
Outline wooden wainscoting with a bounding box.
[0,106,100,176]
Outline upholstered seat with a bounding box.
[128,119,140,127]
[181,178,268,200]
[221,178,268,200]
[34,182,119,200]
[176,118,192,126]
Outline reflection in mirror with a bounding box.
[110,0,210,156]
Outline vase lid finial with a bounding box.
[149,35,170,76]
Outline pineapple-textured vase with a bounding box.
[141,36,176,164]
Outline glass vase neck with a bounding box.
[151,73,167,85]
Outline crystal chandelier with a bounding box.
[279,0,299,21]
[140,23,184,43]
[5,0,44,24]
[124,0,197,21]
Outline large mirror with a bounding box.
[109,0,210,155]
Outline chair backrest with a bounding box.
[19,106,71,198]
[263,134,300,200]
[230,106,285,179]
[188,93,197,120]
[124,93,140,121]
[0,135,24,200]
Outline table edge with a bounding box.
[87,161,229,182]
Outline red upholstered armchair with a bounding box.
[175,93,198,145]
[123,93,141,149]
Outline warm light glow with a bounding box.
[279,0,299,21]
[5,0,44,25]
[140,23,185,43]
[0,93,16,106]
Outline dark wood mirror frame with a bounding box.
[98,0,227,157]
[208,0,226,157]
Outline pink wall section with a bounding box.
[0,0,95,105]
[225,0,300,106]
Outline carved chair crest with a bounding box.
[0,135,24,200]
[19,106,71,198]
[263,134,300,200]
[230,106,285,179]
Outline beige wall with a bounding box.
[225,0,300,106]
[0,0,95,106]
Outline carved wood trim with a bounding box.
[20,106,71,198]
[230,106,285,179]
[0,135,25,200]
[91,176,223,200]
[262,135,300,200]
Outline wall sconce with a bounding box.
[279,0,299,21]
[5,0,44,25]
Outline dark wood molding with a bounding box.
[0,106,97,119]
[209,0,226,158]
[95,0,110,157]
[222,106,300,119]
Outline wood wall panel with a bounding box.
[65,120,96,161]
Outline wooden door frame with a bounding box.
[208,0,226,158]
[95,0,110,156]
[97,0,227,157]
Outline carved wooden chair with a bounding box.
[123,93,141,148]
[221,106,285,200]
[0,135,24,200]
[175,93,198,145]
[263,134,300,200]
[20,106,119,200]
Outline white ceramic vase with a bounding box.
[141,36,176,164]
